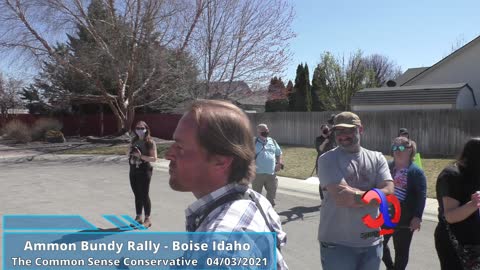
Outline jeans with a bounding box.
[320,241,383,270]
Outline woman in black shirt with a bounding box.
[435,137,480,269]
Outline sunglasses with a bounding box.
[392,145,410,152]
[135,127,146,131]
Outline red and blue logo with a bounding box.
[361,188,401,235]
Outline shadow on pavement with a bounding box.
[51,226,135,244]
[278,205,321,225]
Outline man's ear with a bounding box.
[210,154,234,170]
[358,126,364,135]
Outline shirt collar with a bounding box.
[185,183,248,231]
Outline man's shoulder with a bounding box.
[317,147,340,165]
[360,147,386,160]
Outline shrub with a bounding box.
[1,120,32,143]
[31,118,63,141]
[265,99,289,112]
[45,130,66,143]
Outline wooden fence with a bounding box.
[4,109,480,157]
[248,110,480,157]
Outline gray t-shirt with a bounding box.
[317,147,392,247]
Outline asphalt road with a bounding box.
[0,161,440,269]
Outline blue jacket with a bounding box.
[388,161,427,219]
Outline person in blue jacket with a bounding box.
[382,136,427,270]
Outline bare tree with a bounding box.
[0,73,24,121]
[190,0,295,99]
[0,0,206,132]
[312,51,367,111]
[363,54,402,87]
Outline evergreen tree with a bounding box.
[293,63,312,111]
[311,64,325,111]
[304,63,312,111]
[287,80,296,112]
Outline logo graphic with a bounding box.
[361,188,401,235]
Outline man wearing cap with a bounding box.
[253,123,283,207]
[317,112,394,270]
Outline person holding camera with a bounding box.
[128,121,157,227]
[315,118,336,199]
[252,123,283,207]
[315,124,336,170]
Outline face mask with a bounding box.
[135,129,146,137]
[260,131,269,137]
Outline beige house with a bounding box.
[351,35,480,111]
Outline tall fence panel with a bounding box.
[249,110,480,157]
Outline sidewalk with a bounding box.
[0,153,439,222]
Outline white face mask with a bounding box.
[135,128,146,137]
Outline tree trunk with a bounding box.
[126,106,135,133]
[99,104,104,137]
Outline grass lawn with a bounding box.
[61,143,452,198]
[278,145,453,198]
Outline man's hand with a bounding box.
[275,163,282,172]
[335,184,357,207]
[409,217,421,232]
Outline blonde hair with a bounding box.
[187,100,255,185]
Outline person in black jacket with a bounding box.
[435,138,480,270]
[382,136,427,270]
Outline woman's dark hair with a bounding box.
[131,121,154,150]
[456,137,480,186]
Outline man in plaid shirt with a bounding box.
[166,100,288,269]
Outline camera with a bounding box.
[130,146,140,156]
[277,163,285,170]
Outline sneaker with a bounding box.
[143,217,152,228]
[134,216,143,224]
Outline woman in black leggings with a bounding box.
[128,121,157,227]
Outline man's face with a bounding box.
[257,126,269,138]
[334,126,361,151]
[165,112,211,194]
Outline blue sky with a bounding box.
[286,0,480,82]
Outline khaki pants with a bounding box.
[252,173,278,206]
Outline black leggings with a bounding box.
[129,165,153,217]
[434,223,462,270]
[382,205,414,270]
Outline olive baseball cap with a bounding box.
[334,112,362,128]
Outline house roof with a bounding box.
[401,35,480,86]
[206,81,252,100]
[351,83,469,105]
[393,67,429,86]
[236,91,267,106]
